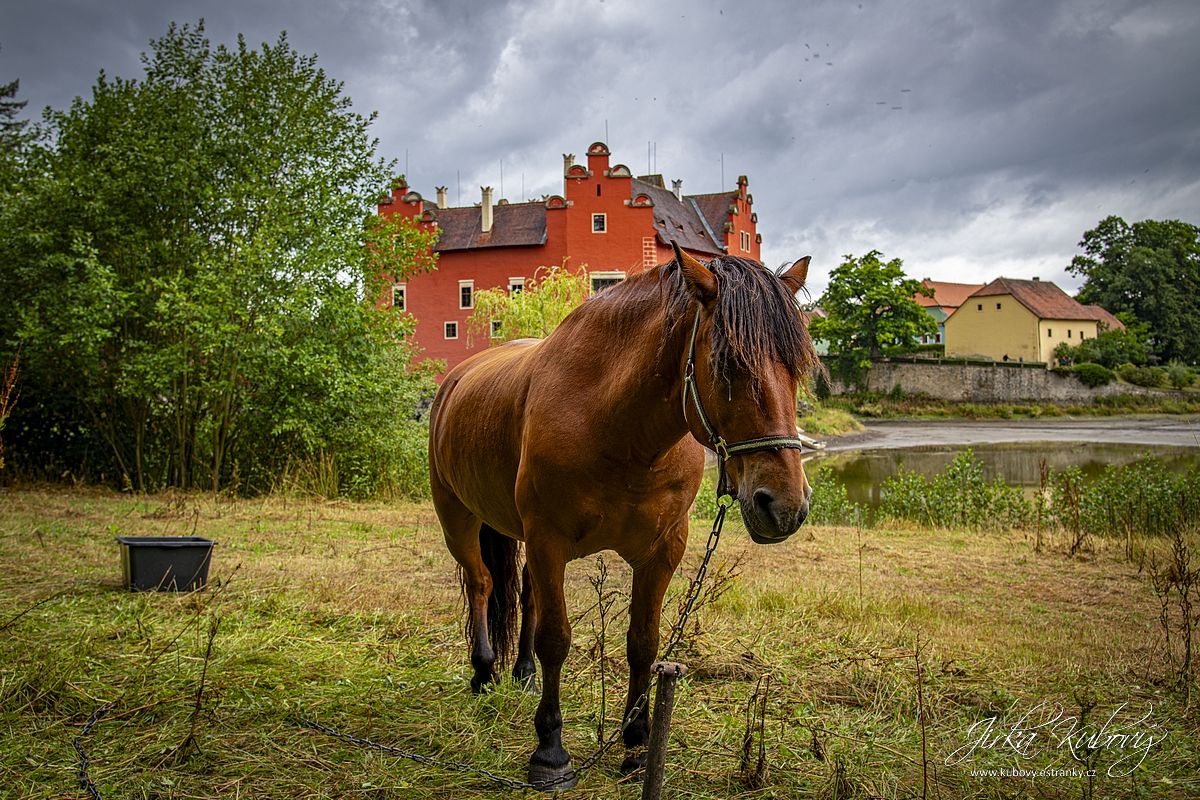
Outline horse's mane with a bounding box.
[595,255,817,385]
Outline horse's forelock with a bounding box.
[707,256,816,386]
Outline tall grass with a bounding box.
[811,448,1198,544]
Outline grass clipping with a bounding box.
[1,488,1197,798]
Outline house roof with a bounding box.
[431,202,547,252]
[916,280,985,310]
[630,179,726,256]
[1083,304,1126,331]
[969,278,1124,327]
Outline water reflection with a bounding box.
[804,443,1200,511]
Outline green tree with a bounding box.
[0,47,31,193]
[809,250,936,378]
[1051,312,1154,369]
[1069,216,1200,364]
[0,22,438,494]
[466,263,591,345]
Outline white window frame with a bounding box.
[459,280,474,310]
[592,213,607,233]
[490,319,503,338]
[740,230,751,252]
[444,321,458,340]
[508,277,525,294]
[590,270,626,294]
[392,282,406,312]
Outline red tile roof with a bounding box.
[970,278,1123,326]
[915,280,985,309]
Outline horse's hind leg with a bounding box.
[513,563,539,693]
[433,489,498,693]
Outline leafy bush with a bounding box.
[1073,362,1115,387]
[1165,360,1196,390]
[804,463,862,527]
[1051,460,1199,545]
[1118,363,1168,388]
[879,450,1031,531]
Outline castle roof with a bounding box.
[431,202,547,252]
[630,179,726,256]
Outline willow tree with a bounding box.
[0,22,438,494]
[467,263,591,345]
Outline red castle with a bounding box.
[376,141,761,375]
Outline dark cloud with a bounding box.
[3,0,1197,296]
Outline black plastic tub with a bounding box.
[116,536,217,592]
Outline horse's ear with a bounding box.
[779,256,811,293]
[672,241,717,302]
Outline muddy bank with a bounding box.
[819,415,1200,453]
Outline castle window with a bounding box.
[392,283,406,312]
[592,213,607,233]
[977,304,983,311]
[996,303,1002,310]
[596,184,601,197]
[590,271,625,293]
[509,277,525,294]
[490,320,503,338]
[1068,330,1072,338]
[459,280,474,309]
[1047,328,1052,337]
[444,321,458,340]
[740,231,751,252]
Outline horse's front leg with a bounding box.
[620,537,686,775]
[525,539,576,789]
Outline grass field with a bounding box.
[1,488,1196,799]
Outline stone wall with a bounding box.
[826,358,1175,404]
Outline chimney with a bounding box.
[1032,276,1040,281]
[672,179,683,202]
[436,186,448,209]
[481,186,494,233]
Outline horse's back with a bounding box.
[429,340,542,539]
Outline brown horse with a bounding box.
[428,244,818,788]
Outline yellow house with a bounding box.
[944,278,1124,364]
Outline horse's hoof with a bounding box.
[470,674,498,695]
[516,673,541,695]
[620,751,647,778]
[528,759,577,792]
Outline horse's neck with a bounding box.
[562,298,693,461]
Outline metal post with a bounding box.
[642,661,687,800]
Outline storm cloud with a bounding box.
[3,0,1197,295]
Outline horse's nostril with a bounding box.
[753,488,776,523]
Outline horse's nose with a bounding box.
[753,487,808,536]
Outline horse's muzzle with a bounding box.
[742,487,809,544]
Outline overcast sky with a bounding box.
[3,0,1198,297]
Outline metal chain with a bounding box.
[303,500,731,791]
[73,701,115,800]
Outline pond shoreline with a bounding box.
[818,414,1200,453]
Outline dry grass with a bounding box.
[1,487,1197,799]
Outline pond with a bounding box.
[804,442,1200,512]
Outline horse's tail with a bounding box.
[469,523,523,670]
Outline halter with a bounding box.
[682,306,806,499]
